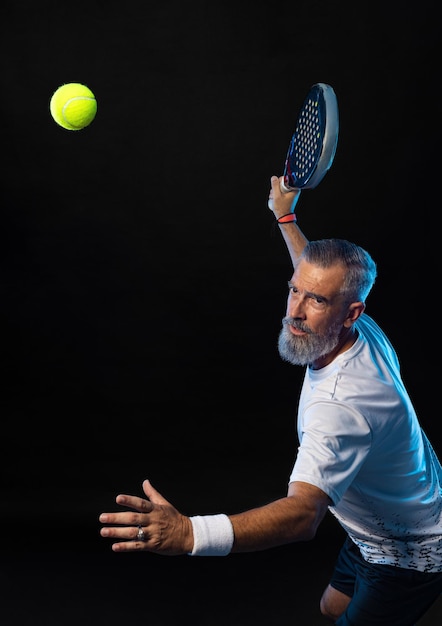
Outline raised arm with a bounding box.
[268,175,308,269]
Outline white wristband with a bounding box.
[189,514,234,556]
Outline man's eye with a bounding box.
[312,297,326,306]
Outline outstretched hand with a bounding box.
[99,479,194,555]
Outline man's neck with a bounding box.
[311,326,358,370]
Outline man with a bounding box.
[99,176,442,624]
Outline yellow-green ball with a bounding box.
[50,82,97,130]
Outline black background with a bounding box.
[1,1,440,624]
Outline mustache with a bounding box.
[282,317,313,334]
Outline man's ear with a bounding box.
[344,301,365,327]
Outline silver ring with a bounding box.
[136,525,146,541]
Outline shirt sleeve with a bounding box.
[289,400,372,505]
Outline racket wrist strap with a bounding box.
[276,212,297,224]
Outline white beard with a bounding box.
[277,318,342,366]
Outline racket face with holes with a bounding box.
[282,83,339,191]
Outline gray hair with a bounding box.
[300,238,377,303]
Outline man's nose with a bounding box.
[287,294,306,319]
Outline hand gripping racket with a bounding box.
[280,83,339,192]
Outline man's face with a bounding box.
[278,258,350,366]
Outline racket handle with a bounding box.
[280,180,292,194]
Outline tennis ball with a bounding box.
[50,82,97,130]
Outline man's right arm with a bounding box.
[268,175,308,269]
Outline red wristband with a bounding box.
[277,213,297,224]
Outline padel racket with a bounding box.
[281,83,339,192]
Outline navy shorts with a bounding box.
[330,537,442,626]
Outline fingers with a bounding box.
[99,507,152,552]
[142,479,170,506]
[99,487,154,546]
[100,523,151,552]
[114,492,153,512]
[267,175,279,211]
[100,521,143,541]
[271,174,281,191]
[111,539,146,552]
[99,509,146,526]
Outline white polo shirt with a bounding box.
[289,313,442,572]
